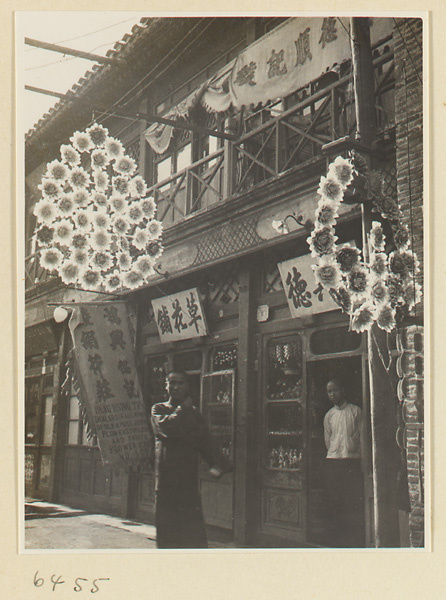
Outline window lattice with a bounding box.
[125,138,141,166]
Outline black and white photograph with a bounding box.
[18,13,426,554]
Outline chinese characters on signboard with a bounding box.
[152,288,208,343]
[278,254,338,319]
[69,303,152,471]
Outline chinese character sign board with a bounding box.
[152,288,208,343]
[229,17,392,110]
[278,255,338,318]
[68,302,152,471]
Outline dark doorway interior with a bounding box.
[306,356,364,546]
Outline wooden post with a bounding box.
[48,325,69,503]
[233,264,257,545]
[350,17,401,546]
[223,117,237,200]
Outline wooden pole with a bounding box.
[24,37,125,67]
[350,17,400,547]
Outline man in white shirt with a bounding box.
[323,378,365,547]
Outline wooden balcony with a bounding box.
[147,40,394,227]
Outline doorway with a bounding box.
[306,356,365,546]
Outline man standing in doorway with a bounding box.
[151,370,231,548]
[323,378,365,547]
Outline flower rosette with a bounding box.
[33,124,163,292]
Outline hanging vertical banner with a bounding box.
[68,302,151,471]
[152,287,208,343]
[278,254,338,318]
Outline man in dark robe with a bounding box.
[151,370,231,549]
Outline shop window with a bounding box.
[310,327,361,356]
[266,338,303,401]
[263,336,305,474]
[212,345,238,371]
[201,371,235,460]
[39,455,51,487]
[265,403,303,470]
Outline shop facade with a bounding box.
[24,16,424,547]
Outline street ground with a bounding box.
[24,498,237,550]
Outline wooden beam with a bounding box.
[25,85,66,99]
[24,37,125,67]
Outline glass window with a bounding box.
[156,156,172,183]
[310,327,361,356]
[145,355,169,406]
[41,395,54,445]
[265,403,303,470]
[266,338,303,400]
[176,143,192,172]
[212,345,238,371]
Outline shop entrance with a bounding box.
[306,356,366,547]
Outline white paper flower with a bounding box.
[402,280,423,310]
[40,247,63,271]
[135,256,155,278]
[90,149,110,170]
[315,199,339,229]
[59,260,81,285]
[351,302,376,333]
[35,225,55,246]
[68,166,90,190]
[46,159,69,182]
[327,156,354,189]
[72,248,89,268]
[130,177,148,198]
[105,137,124,159]
[54,219,74,246]
[93,170,109,191]
[127,202,144,224]
[109,195,127,214]
[347,266,370,297]
[140,197,157,220]
[71,232,89,250]
[313,256,342,289]
[90,251,112,271]
[73,210,91,231]
[147,219,163,240]
[91,230,112,251]
[86,124,109,148]
[146,240,163,261]
[72,189,90,208]
[112,215,130,236]
[34,198,58,224]
[92,192,108,208]
[371,280,389,305]
[92,210,111,230]
[307,227,337,257]
[317,175,343,203]
[116,251,132,272]
[369,221,386,252]
[38,178,62,200]
[60,144,81,166]
[369,252,388,277]
[115,156,137,177]
[79,268,101,290]
[104,272,122,293]
[376,304,396,333]
[123,270,143,290]
[70,131,94,153]
[57,195,76,217]
[132,226,150,250]
[112,175,130,197]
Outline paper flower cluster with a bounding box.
[304,155,422,332]
[33,124,163,292]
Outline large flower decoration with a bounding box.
[276,153,422,333]
[33,124,163,292]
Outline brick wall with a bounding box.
[394,18,424,548]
